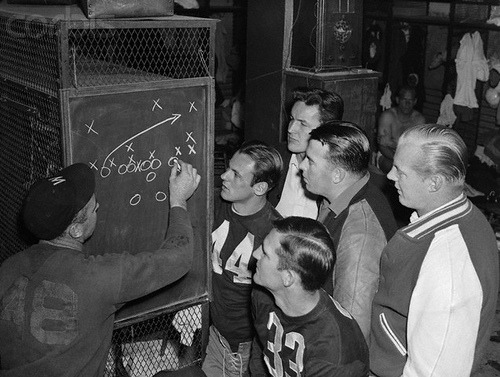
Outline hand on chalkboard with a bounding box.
[169,160,201,210]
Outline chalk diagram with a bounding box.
[83,98,200,206]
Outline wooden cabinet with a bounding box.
[245,0,382,148]
[289,0,363,71]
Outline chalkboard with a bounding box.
[61,79,213,323]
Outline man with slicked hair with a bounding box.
[370,124,499,377]
[250,216,369,377]
[203,141,283,377]
[299,121,397,341]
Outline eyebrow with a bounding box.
[227,161,241,175]
[304,150,315,163]
[393,164,405,174]
[230,166,242,178]
[291,113,311,125]
[261,243,269,256]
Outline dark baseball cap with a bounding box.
[23,163,95,240]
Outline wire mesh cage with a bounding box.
[0,5,215,262]
[106,303,206,377]
[0,15,60,95]
[0,78,63,261]
[0,6,213,373]
[70,26,212,87]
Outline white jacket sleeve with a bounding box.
[402,225,482,377]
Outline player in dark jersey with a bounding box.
[202,141,283,377]
[249,217,369,377]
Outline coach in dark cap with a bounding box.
[0,161,200,377]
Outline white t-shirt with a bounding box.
[275,154,319,219]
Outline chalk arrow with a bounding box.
[103,114,182,166]
[170,114,181,124]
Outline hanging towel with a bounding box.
[380,83,392,110]
[453,31,489,108]
[437,94,457,127]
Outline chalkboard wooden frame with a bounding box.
[60,78,213,324]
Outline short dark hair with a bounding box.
[237,140,283,190]
[309,121,370,175]
[273,216,335,292]
[292,87,344,122]
[397,85,417,99]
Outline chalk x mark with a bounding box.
[152,99,163,111]
[186,131,196,144]
[85,120,98,135]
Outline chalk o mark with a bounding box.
[100,166,111,178]
[146,172,156,182]
[130,194,141,206]
[168,157,179,167]
[126,163,136,174]
[118,164,128,175]
[141,160,152,171]
[151,158,162,170]
[156,191,167,202]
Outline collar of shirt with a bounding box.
[319,172,370,220]
[275,154,319,219]
[409,192,465,223]
[290,153,300,172]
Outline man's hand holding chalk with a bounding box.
[169,159,201,210]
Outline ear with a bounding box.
[428,175,443,192]
[332,167,346,184]
[253,181,269,197]
[68,222,84,240]
[281,269,295,288]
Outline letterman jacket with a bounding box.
[370,193,499,377]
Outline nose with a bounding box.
[387,166,396,182]
[221,169,230,181]
[288,119,299,133]
[253,246,262,260]
[298,157,307,172]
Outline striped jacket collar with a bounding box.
[403,193,472,239]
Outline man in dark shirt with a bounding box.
[0,161,200,377]
[250,216,369,377]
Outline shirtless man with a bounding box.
[377,86,425,174]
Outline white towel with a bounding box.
[454,32,489,108]
[380,83,392,110]
[437,94,457,127]
[172,305,202,346]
